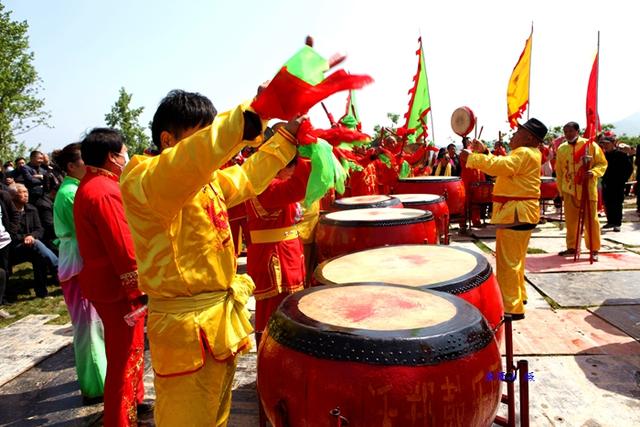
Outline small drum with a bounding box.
[315,244,504,340]
[315,208,437,263]
[469,181,494,205]
[451,106,476,137]
[258,284,502,426]
[540,176,558,200]
[395,176,466,217]
[332,195,403,211]
[392,193,450,244]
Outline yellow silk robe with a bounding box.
[120,102,296,376]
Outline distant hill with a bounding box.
[612,112,640,136]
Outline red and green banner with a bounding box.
[401,37,432,142]
[252,46,373,120]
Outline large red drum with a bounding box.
[540,176,558,200]
[332,195,402,211]
[315,208,437,262]
[392,193,450,244]
[258,284,502,427]
[315,244,504,341]
[395,176,466,217]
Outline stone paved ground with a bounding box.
[1,205,639,426]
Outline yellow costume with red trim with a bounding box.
[555,138,607,252]
[246,160,310,333]
[120,102,297,426]
[466,146,541,315]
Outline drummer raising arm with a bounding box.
[459,118,548,320]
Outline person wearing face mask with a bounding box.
[74,128,149,426]
[555,121,607,261]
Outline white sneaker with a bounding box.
[0,308,14,319]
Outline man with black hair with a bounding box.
[22,151,46,203]
[460,118,548,319]
[120,89,302,426]
[555,121,607,261]
[74,128,147,426]
[600,134,632,232]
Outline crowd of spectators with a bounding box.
[0,151,61,317]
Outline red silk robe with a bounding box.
[74,167,145,427]
[245,160,311,333]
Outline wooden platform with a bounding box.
[525,251,640,273]
[527,271,640,307]
[588,304,640,341]
[494,355,640,426]
[0,315,73,387]
[500,308,640,356]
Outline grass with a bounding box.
[527,247,547,254]
[0,263,70,329]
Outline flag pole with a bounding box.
[527,22,533,120]
[419,30,436,146]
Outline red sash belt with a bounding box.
[492,195,537,203]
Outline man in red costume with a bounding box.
[245,157,311,345]
[74,128,147,426]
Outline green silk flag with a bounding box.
[340,89,361,129]
[402,37,432,142]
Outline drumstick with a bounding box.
[477,126,484,140]
[474,122,478,139]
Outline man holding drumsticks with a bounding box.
[460,118,548,320]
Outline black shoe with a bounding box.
[602,223,614,229]
[591,252,599,262]
[82,395,103,406]
[137,402,154,417]
[613,226,621,232]
[505,313,525,321]
[558,249,576,256]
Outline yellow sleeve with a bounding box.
[466,151,523,177]
[216,133,297,208]
[590,143,608,178]
[121,102,262,221]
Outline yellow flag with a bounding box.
[507,32,532,129]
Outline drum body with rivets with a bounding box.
[392,194,450,244]
[332,195,403,211]
[315,208,437,263]
[257,284,502,427]
[395,176,466,217]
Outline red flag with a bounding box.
[584,52,600,141]
[574,51,600,162]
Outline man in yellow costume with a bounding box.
[555,121,607,261]
[460,118,548,319]
[120,90,301,425]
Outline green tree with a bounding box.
[0,2,50,161]
[105,87,150,155]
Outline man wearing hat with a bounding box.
[555,122,607,261]
[599,133,632,232]
[460,118,548,319]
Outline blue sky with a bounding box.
[5,0,640,154]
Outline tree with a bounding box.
[0,2,50,161]
[104,87,150,155]
[372,112,402,140]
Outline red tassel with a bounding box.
[315,126,371,146]
[252,69,373,121]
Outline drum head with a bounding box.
[392,193,444,205]
[451,106,476,137]
[333,195,401,209]
[268,284,493,365]
[320,208,432,227]
[315,244,491,294]
[397,176,461,183]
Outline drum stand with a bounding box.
[494,315,530,427]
